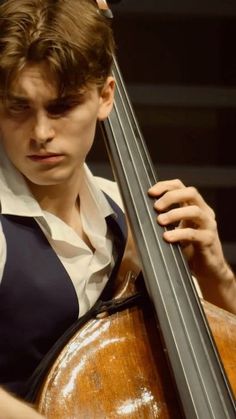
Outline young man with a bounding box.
[0,0,235,416]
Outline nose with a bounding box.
[31,112,55,145]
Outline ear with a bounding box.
[97,76,115,121]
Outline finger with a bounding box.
[163,227,215,246]
[148,179,185,197]
[157,206,216,230]
[154,186,212,214]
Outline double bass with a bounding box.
[32,1,236,417]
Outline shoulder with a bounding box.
[94,176,124,212]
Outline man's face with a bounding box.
[0,62,114,188]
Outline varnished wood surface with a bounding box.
[203,300,236,396]
[36,280,236,418]
[37,272,184,418]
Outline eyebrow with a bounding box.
[6,94,84,106]
[7,95,29,102]
[47,94,85,107]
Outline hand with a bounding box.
[148,179,236,313]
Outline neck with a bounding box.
[26,167,84,224]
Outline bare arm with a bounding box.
[148,179,236,314]
[0,387,45,419]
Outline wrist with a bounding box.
[214,260,235,287]
[195,254,236,314]
[202,263,236,314]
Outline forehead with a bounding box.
[10,63,58,100]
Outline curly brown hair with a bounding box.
[0,0,115,98]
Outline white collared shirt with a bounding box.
[0,148,124,317]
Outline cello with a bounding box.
[34,1,236,417]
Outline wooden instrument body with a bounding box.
[36,240,236,418]
[37,270,183,418]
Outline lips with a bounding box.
[27,153,65,163]
[29,154,60,159]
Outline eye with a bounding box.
[46,102,76,117]
[6,101,31,116]
[46,95,85,117]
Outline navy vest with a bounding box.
[0,195,127,398]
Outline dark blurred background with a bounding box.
[88,0,236,272]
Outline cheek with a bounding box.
[71,126,95,161]
[66,112,98,153]
[0,121,16,148]
[1,116,22,136]
[0,121,26,166]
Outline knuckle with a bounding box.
[194,206,202,218]
[208,230,215,241]
[209,207,216,219]
[186,228,195,241]
[211,218,217,231]
[173,178,183,188]
[188,186,199,198]
[205,230,216,246]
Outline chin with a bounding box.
[24,172,72,187]
[21,163,82,188]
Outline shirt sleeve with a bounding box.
[0,222,7,285]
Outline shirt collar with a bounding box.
[81,165,114,220]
